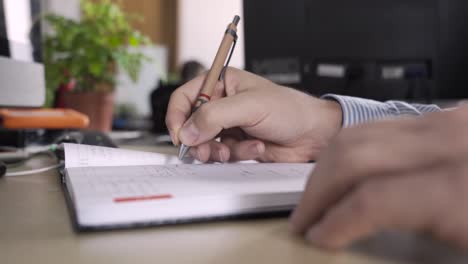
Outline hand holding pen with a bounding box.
[177,15,241,159]
[166,16,342,163]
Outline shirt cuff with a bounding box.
[321,94,399,127]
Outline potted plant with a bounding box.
[43,0,150,132]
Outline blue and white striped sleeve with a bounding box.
[321,94,442,127]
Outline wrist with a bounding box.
[302,95,343,138]
[296,94,343,156]
[318,98,343,136]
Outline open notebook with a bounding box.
[62,143,315,231]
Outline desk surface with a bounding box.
[1,145,468,264]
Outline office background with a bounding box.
[2,1,468,263]
[42,0,244,118]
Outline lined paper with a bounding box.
[63,143,197,168]
[67,163,314,201]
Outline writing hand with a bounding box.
[166,67,342,162]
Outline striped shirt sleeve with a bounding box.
[321,94,442,127]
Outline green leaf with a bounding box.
[128,35,139,46]
[42,0,153,93]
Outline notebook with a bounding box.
[62,143,315,231]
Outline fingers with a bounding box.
[166,75,206,145]
[188,139,266,162]
[188,134,321,163]
[190,138,313,163]
[288,118,444,235]
[166,67,275,146]
[188,143,211,162]
[222,138,265,161]
[178,92,268,147]
[189,141,230,163]
[287,110,468,250]
[166,74,226,145]
[302,170,447,249]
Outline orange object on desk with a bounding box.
[0,108,89,129]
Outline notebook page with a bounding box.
[63,143,197,169]
[67,163,314,202]
[66,163,315,227]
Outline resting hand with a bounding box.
[289,107,468,250]
[166,67,342,162]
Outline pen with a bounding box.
[178,15,241,159]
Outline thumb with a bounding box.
[178,93,264,146]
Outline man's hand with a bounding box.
[166,67,342,162]
[289,107,468,250]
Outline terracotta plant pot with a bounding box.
[62,91,115,132]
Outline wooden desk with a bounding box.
[1,146,467,264]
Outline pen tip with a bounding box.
[178,144,190,160]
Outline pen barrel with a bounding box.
[193,94,210,111]
[197,23,238,106]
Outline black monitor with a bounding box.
[244,0,468,101]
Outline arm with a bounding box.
[289,106,468,251]
[322,94,442,127]
[166,67,444,163]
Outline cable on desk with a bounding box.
[4,162,64,177]
[0,144,60,165]
[5,151,55,168]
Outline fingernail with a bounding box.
[249,143,264,155]
[169,129,178,146]
[179,119,200,145]
[219,149,229,162]
[189,148,199,160]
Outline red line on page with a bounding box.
[113,194,173,203]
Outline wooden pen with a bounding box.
[178,15,240,159]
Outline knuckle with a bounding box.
[224,67,238,79]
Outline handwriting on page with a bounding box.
[63,143,197,169]
[67,163,315,201]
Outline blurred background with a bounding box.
[42,0,245,134]
[43,0,245,133]
[2,0,468,146]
